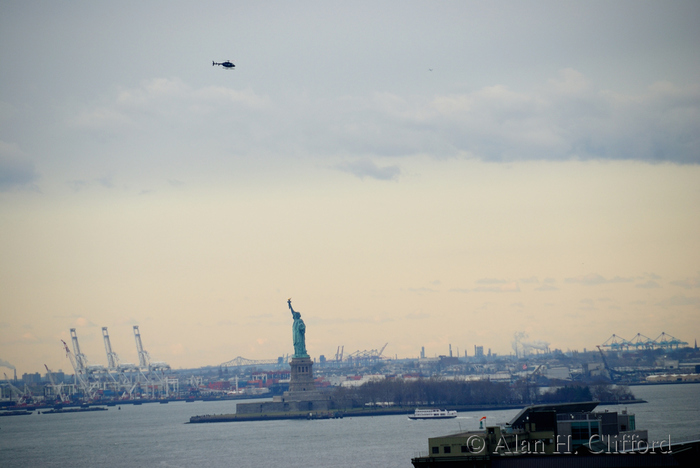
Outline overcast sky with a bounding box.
[1,1,699,375]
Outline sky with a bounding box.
[1,1,699,375]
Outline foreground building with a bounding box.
[412,401,697,467]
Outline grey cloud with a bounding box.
[68,180,90,191]
[68,79,277,162]
[63,71,700,188]
[450,281,521,293]
[97,176,114,188]
[566,274,608,285]
[2,1,699,206]
[319,72,700,164]
[476,278,509,284]
[565,273,635,285]
[656,295,700,307]
[636,280,661,289]
[67,175,115,191]
[670,276,700,289]
[0,151,39,191]
[473,282,520,293]
[333,159,400,181]
[535,284,559,291]
[465,74,700,164]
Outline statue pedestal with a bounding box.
[288,357,314,393]
[237,357,331,415]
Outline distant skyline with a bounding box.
[1,1,699,374]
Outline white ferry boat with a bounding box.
[408,408,458,420]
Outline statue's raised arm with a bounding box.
[288,298,295,315]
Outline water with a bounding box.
[617,384,700,442]
[1,384,698,467]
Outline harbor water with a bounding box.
[1,384,698,467]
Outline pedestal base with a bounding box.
[289,357,314,392]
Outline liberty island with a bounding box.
[233,299,332,415]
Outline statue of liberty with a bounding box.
[287,299,309,358]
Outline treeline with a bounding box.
[539,383,635,403]
[329,378,635,409]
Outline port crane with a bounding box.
[62,339,96,399]
[103,327,139,397]
[56,327,179,401]
[654,332,688,350]
[71,328,111,378]
[44,364,69,403]
[596,345,620,382]
[70,328,89,374]
[344,343,389,365]
[335,346,344,362]
[133,326,175,398]
[69,329,113,394]
[3,373,32,404]
[600,332,688,351]
[134,325,150,369]
[103,327,120,370]
[515,365,543,404]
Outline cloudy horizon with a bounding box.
[2,1,699,374]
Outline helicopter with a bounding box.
[212,60,235,69]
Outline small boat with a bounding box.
[408,408,457,420]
